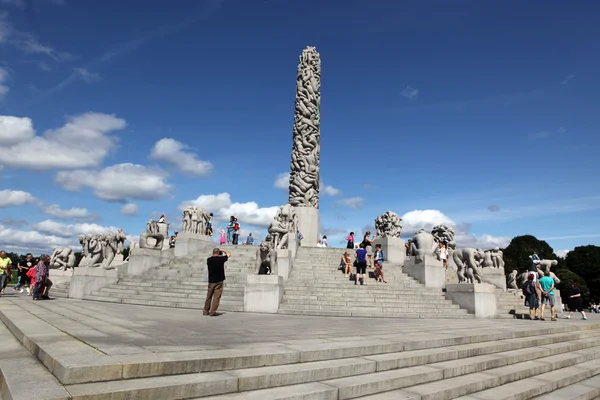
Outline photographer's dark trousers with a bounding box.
[203,281,223,315]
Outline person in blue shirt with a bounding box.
[538,270,557,321]
[355,243,368,286]
[245,233,254,245]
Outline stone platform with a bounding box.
[1,297,600,399]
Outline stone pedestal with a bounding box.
[481,267,507,291]
[276,249,293,281]
[69,267,118,299]
[128,248,169,276]
[374,237,406,266]
[174,233,212,258]
[295,207,320,248]
[403,255,445,288]
[47,268,73,285]
[244,275,285,314]
[445,283,497,318]
[554,289,563,313]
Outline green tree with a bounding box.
[565,245,600,303]
[502,235,555,273]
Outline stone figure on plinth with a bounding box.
[519,259,560,287]
[182,206,210,235]
[77,230,127,269]
[268,204,297,250]
[409,229,439,262]
[431,225,456,249]
[256,235,277,275]
[507,269,519,290]
[374,211,402,238]
[453,248,485,284]
[490,248,504,269]
[49,247,76,270]
[139,220,164,250]
[482,250,494,268]
[79,235,103,267]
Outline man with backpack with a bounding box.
[523,273,540,320]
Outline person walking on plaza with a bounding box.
[14,253,34,294]
[204,248,231,316]
[565,282,588,320]
[0,251,12,296]
[355,243,368,286]
[32,255,49,301]
[538,270,557,321]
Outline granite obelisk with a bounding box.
[288,46,321,246]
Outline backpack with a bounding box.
[523,280,535,296]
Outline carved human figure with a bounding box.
[491,247,505,269]
[431,225,456,249]
[374,211,403,238]
[288,46,321,209]
[268,204,297,249]
[409,230,439,261]
[86,235,104,267]
[139,220,165,249]
[49,247,76,271]
[101,233,119,270]
[538,259,558,273]
[256,235,277,275]
[453,248,485,283]
[482,251,494,268]
[507,269,518,290]
[116,228,126,254]
[78,235,91,266]
[182,207,192,233]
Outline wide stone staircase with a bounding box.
[278,247,473,318]
[2,303,600,400]
[83,245,257,312]
[50,281,70,298]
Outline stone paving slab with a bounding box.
[1,297,600,388]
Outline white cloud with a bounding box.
[0,113,126,170]
[33,220,118,238]
[0,224,75,254]
[338,197,364,209]
[555,249,570,258]
[0,115,35,146]
[274,172,289,189]
[401,85,419,100]
[274,172,341,196]
[180,192,278,228]
[150,138,213,177]
[322,183,341,196]
[120,203,140,216]
[42,204,96,220]
[402,209,455,235]
[0,189,38,207]
[56,163,171,202]
[73,67,101,83]
[455,232,511,250]
[561,74,575,85]
[0,66,9,97]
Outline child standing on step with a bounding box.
[219,229,226,246]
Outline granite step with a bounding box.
[278,309,473,318]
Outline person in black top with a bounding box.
[204,248,231,316]
[14,253,34,293]
[565,282,588,320]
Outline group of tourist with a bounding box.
[337,231,387,285]
[0,251,53,300]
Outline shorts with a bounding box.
[356,261,367,275]
[571,298,583,312]
[542,294,555,307]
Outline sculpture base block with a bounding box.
[47,268,74,285]
[276,249,293,281]
[481,267,507,291]
[244,275,284,314]
[295,207,320,248]
[374,237,406,266]
[128,248,173,276]
[174,233,212,258]
[445,283,497,318]
[403,255,445,288]
[69,267,118,299]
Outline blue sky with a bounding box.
[1,0,599,256]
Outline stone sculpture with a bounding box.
[182,206,210,235]
[409,229,439,261]
[78,230,127,269]
[491,247,505,269]
[268,204,297,250]
[139,220,164,250]
[256,235,277,275]
[288,46,321,209]
[49,247,76,271]
[374,211,403,238]
[482,250,494,268]
[453,248,485,284]
[519,259,561,287]
[431,225,456,249]
[507,269,518,290]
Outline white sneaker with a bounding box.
[26,288,31,295]
[19,288,24,293]
[583,316,588,320]
[564,315,571,319]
